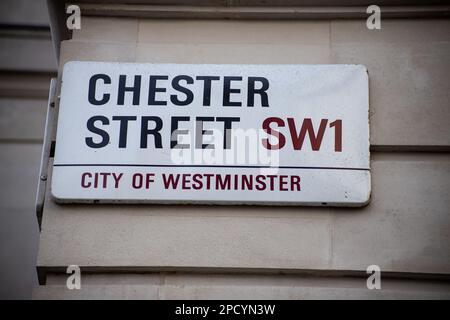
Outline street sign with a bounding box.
[52,62,370,206]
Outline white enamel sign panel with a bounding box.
[52,62,370,206]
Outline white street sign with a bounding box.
[52,62,370,206]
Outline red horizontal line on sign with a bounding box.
[53,164,370,171]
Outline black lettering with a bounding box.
[88,74,111,105]
[170,75,194,106]
[86,116,110,148]
[196,76,220,106]
[112,116,137,148]
[117,75,141,105]
[223,76,242,107]
[171,116,190,149]
[141,116,163,149]
[247,76,269,107]
[195,117,214,149]
[148,75,168,105]
[216,117,240,149]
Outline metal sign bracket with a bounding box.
[35,78,57,229]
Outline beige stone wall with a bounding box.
[34,17,450,299]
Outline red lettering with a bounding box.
[329,119,342,152]
[162,174,180,189]
[288,118,327,151]
[81,172,92,188]
[262,117,286,150]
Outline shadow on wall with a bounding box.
[0,0,56,299]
